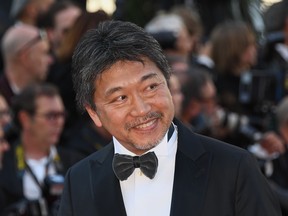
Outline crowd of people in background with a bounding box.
[0,0,288,215]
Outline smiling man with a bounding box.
[58,20,281,216]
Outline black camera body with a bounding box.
[2,174,65,216]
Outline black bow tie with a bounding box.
[112,151,158,181]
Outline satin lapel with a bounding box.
[170,120,212,216]
[89,144,127,216]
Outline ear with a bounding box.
[85,106,103,127]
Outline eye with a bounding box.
[147,83,159,91]
[115,95,127,102]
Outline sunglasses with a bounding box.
[17,29,48,55]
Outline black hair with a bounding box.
[72,20,171,112]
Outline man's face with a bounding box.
[52,6,82,50]
[27,95,65,148]
[169,74,183,118]
[200,81,217,115]
[86,59,174,155]
[26,39,53,81]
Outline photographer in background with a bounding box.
[145,12,193,84]
[0,83,84,216]
[248,96,288,215]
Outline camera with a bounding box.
[43,174,65,215]
[239,70,276,116]
[1,174,65,216]
[43,174,65,198]
[215,108,264,148]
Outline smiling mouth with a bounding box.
[135,119,157,129]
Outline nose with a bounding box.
[130,94,151,117]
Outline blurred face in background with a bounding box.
[168,74,183,118]
[176,26,193,56]
[200,80,217,116]
[241,41,257,69]
[25,39,53,81]
[52,6,82,50]
[0,95,11,128]
[24,95,65,149]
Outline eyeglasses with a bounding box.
[35,111,67,122]
[17,29,48,55]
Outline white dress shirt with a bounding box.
[113,124,178,216]
[23,146,57,200]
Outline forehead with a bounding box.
[35,95,64,111]
[96,59,164,85]
[55,6,81,28]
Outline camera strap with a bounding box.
[24,160,51,191]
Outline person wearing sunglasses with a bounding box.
[0,83,84,215]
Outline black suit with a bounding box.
[58,119,281,216]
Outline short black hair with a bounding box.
[181,70,212,109]
[12,83,59,128]
[72,20,171,112]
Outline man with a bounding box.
[37,0,82,55]
[0,83,83,215]
[258,96,288,215]
[262,0,288,103]
[180,69,217,134]
[58,20,281,215]
[0,24,53,105]
[167,74,183,119]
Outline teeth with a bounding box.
[136,120,155,129]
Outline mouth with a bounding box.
[134,119,157,129]
[125,112,163,131]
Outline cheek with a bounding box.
[155,91,175,114]
[98,107,127,126]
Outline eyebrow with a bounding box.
[104,72,158,97]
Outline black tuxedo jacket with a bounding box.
[58,120,281,216]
